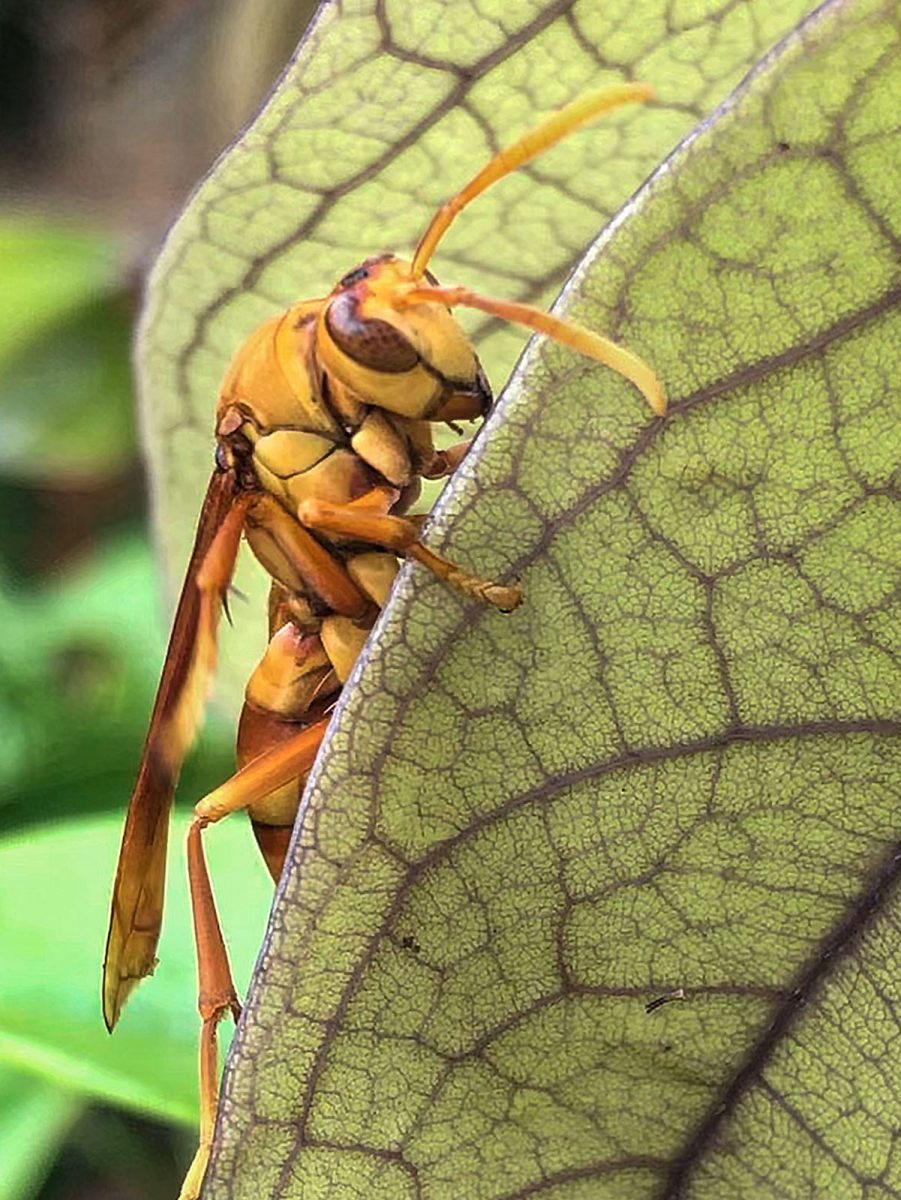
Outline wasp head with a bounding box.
[316,254,491,422]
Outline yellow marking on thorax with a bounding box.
[253,430,338,479]
[217,308,342,437]
[255,447,373,516]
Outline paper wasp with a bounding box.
[103,82,666,1198]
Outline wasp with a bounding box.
[103,82,665,1198]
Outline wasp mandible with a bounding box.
[103,81,665,1199]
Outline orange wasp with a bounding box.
[103,82,666,1198]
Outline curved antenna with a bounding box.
[411,82,653,279]
[397,285,666,414]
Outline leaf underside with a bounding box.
[199,0,901,1196]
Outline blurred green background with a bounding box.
[0,2,314,1195]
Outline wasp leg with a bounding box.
[429,392,486,422]
[421,439,473,479]
[297,494,523,611]
[245,492,372,618]
[178,715,330,1200]
[197,718,329,826]
[178,819,240,1200]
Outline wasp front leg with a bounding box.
[298,489,523,611]
[420,439,474,480]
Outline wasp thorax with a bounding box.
[317,255,487,421]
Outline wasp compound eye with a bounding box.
[325,292,419,373]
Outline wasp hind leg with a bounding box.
[177,714,330,1200]
[178,818,240,1200]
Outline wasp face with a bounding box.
[326,257,420,374]
[318,255,491,421]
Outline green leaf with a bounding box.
[204,0,901,1196]
[0,1067,79,1200]
[0,300,135,485]
[0,220,118,370]
[0,218,136,484]
[0,813,270,1124]
[138,0,817,712]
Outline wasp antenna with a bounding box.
[397,284,666,415]
[411,82,653,279]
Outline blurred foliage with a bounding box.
[0,1068,78,1200]
[0,221,117,367]
[0,220,134,486]
[0,0,316,240]
[35,1107,191,1200]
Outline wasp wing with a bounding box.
[103,467,247,1031]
